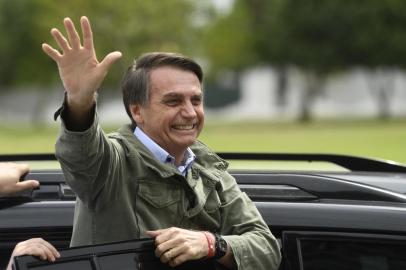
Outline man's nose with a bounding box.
[181,102,197,118]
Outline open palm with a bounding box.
[42,16,122,108]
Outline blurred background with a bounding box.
[0,0,405,164]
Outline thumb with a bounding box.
[14,180,40,193]
[100,51,122,71]
[146,230,163,238]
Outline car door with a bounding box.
[12,238,216,270]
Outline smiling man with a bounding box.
[42,16,281,270]
[127,64,204,165]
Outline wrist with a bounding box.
[203,231,215,258]
[67,92,96,112]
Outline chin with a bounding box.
[176,138,196,148]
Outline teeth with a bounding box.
[173,124,194,130]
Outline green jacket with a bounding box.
[56,113,281,270]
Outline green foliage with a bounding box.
[202,0,258,76]
[0,0,203,88]
[203,0,406,75]
[2,0,406,94]
[0,0,47,86]
[249,0,406,72]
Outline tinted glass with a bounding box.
[300,239,406,270]
[98,252,144,270]
[30,260,92,270]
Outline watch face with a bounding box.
[214,234,228,259]
[219,237,228,252]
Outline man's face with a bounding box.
[131,66,204,157]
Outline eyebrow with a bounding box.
[162,92,203,99]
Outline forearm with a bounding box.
[223,231,281,270]
[219,173,281,269]
[56,108,116,207]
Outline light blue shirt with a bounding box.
[134,127,195,176]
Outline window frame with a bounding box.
[13,238,215,270]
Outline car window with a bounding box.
[300,238,406,270]
[283,231,406,270]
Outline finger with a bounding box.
[51,28,71,52]
[64,17,81,50]
[14,180,40,193]
[155,239,172,258]
[154,227,182,245]
[99,51,122,71]
[161,242,186,264]
[28,246,48,260]
[39,245,58,262]
[50,246,60,260]
[38,239,60,259]
[42,43,62,61]
[164,242,189,265]
[35,245,55,261]
[169,253,188,267]
[81,16,94,51]
[155,237,181,258]
[160,249,173,263]
[146,230,162,238]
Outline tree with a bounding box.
[202,0,258,76]
[0,0,203,88]
[204,0,406,121]
[0,0,206,124]
[250,0,406,120]
[201,0,259,108]
[0,0,48,86]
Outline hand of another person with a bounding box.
[146,227,208,267]
[0,163,39,196]
[42,16,122,111]
[7,238,60,270]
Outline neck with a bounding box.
[171,150,187,166]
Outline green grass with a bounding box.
[200,119,406,164]
[0,119,405,166]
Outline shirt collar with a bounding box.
[134,127,195,175]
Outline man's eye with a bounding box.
[192,98,202,106]
[165,100,180,106]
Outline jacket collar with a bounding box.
[115,124,228,183]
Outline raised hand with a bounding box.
[0,163,39,196]
[42,16,122,114]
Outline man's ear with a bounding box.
[129,104,143,126]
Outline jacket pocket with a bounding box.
[138,181,181,208]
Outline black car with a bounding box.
[1,153,406,270]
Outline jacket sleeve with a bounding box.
[55,104,125,211]
[218,171,281,270]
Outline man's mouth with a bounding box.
[172,124,196,130]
